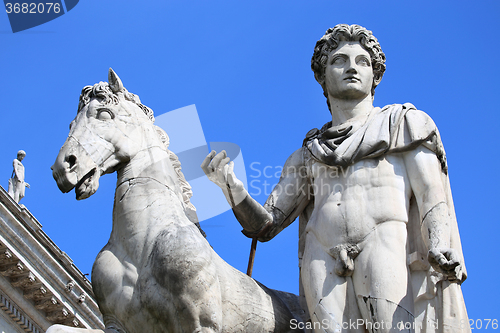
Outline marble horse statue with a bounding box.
[49,69,305,333]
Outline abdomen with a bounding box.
[307,156,411,248]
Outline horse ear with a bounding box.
[108,68,124,93]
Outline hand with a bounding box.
[25,182,30,188]
[428,248,464,282]
[201,150,243,192]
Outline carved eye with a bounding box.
[331,56,345,65]
[357,57,371,67]
[97,109,114,120]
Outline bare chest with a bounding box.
[310,155,409,192]
[306,154,412,246]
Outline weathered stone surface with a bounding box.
[203,24,469,332]
[49,69,306,333]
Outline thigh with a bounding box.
[353,222,414,331]
[354,222,410,302]
[302,232,363,332]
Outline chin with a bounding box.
[334,89,371,101]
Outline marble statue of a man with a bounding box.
[202,24,469,332]
[8,150,30,203]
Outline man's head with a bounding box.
[311,24,386,109]
[17,150,26,161]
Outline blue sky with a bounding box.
[1,0,499,328]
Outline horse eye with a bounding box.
[97,109,114,120]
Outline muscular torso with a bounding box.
[305,153,412,250]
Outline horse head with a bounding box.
[52,68,159,200]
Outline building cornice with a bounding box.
[0,290,43,333]
[0,186,104,331]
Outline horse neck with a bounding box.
[111,145,190,264]
[116,145,179,188]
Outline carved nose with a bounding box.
[52,146,79,193]
[51,155,77,171]
[66,155,77,171]
[346,67,357,74]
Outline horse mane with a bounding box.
[78,82,204,234]
[154,127,195,210]
[156,126,206,237]
[78,82,154,122]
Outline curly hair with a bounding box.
[311,24,386,109]
[77,82,154,122]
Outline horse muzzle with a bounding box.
[52,136,100,200]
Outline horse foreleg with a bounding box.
[151,227,223,333]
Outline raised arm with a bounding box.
[201,148,311,241]
[403,146,463,281]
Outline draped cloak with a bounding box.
[300,103,470,332]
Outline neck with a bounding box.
[328,94,374,127]
[112,145,187,264]
[116,145,176,187]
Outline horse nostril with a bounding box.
[67,155,77,169]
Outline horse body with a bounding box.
[49,69,304,333]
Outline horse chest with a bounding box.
[91,243,184,331]
[92,248,143,318]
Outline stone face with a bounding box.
[49,68,306,333]
[203,24,469,332]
